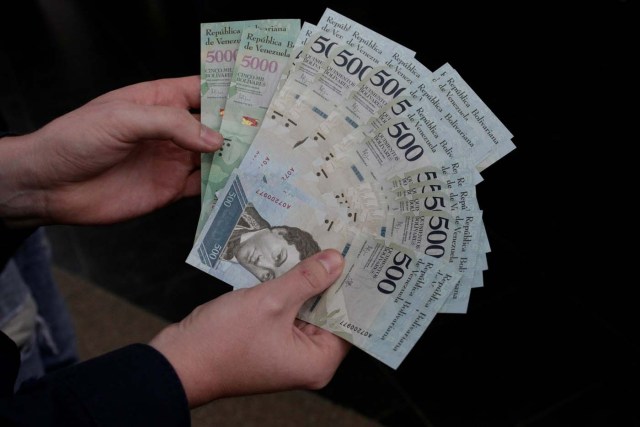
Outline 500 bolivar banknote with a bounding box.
[187,170,460,369]
[190,8,515,368]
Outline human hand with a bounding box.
[149,249,351,408]
[0,76,222,226]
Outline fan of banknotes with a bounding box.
[187,9,515,369]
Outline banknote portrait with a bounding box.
[220,204,320,281]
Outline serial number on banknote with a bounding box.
[339,321,373,338]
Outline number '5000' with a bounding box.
[241,55,278,73]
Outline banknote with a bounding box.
[259,42,426,171]
[316,8,415,57]
[243,125,484,313]
[429,63,515,170]
[237,54,433,231]
[278,53,433,176]
[321,87,492,193]
[188,170,460,368]
[266,8,415,124]
[231,32,494,315]
[242,52,431,191]
[276,22,317,92]
[386,159,483,191]
[385,187,479,215]
[189,170,352,287]
[404,79,492,168]
[191,8,515,366]
[383,199,483,313]
[200,19,301,198]
[197,24,301,237]
[282,38,416,141]
[267,31,347,115]
[298,232,461,369]
[387,163,490,292]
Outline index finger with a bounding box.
[91,76,201,110]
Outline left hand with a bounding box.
[0,76,222,226]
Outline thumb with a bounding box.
[260,249,345,312]
[111,103,224,152]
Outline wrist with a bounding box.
[149,322,223,408]
[0,133,50,227]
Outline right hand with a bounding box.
[0,76,222,227]
[150,249,351,408]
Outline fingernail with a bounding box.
[317,249,343,275]
[200,125,223,150]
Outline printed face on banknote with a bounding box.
[234,227,302,281]
[220,203,321,282]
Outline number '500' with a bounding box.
[241,55,278,73]
[378,252,412,294]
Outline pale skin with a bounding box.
[0,76,350,408]
[151,248,348,407]
[0,76,222,227]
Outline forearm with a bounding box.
[1,342,190,426]
[0,133,49,227]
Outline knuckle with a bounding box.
[258,292,286,315]
[305,366,336,390]
[297,261,327,292]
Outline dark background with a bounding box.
[1,1,635,425]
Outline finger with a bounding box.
[294,319,322,334]
[192,151,202,167]
[182,170,201,198]
[304,328,352,370]
[308,328,352,354]
[113,103,223,152]
[260,249,344,311]
[94,76,200,110]
[294,318,308,329]
[291,317,351,374]
[294,318,352,359]
[154,76,200,109]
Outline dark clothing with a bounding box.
[1,228,80,389]
[0,228,190,426]
[1,333,190,426]
[0,132,32,271]
[0,223,35,271]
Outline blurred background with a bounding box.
[1,1,635,426]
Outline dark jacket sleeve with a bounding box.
[1,130,38,272]
[0,333,190,427]
[0,222,36,271]
[0,332,20,399]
